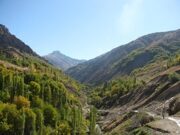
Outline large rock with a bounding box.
[169,95,180,115]
[146,119,180,134]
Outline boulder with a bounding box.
[168,95,180,115]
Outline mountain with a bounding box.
[0,24,37,56]
[44,51,86,70]
[0,24,89,134]
[0,24,42,67]
[67,29,180,85]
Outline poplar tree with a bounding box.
[90,106,97,135]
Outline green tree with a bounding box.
[55,121,71,135]
[24,108,36,135]
[0,70,4,90]
[44,84,52,103]
[43,104,58,128]
[29,81,41,96]
[89,106,97,135]
[33,108,44,135]
[14,96,30,109]
[31,96,44,109]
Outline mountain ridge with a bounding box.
[0,24,37,56]
[67,29,180,85]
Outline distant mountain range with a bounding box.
[43,51,86,70]
[67,29,180,85]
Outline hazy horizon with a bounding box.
[0,0,180,60]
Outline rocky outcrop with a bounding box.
[146,119,180,134]
[169,95,180,115]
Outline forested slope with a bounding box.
[0,24,97,135]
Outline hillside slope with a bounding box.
[67,29,180,85]
[0,24,37,56]
[0,24,89,134]
[94,65,180,134]
[44,51,86,70]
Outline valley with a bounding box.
[0,24,179,135]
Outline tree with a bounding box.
[71,107,77,135]
[29,81,41,96]
[43,104,58,128]
[12,76,25,100]
[0,70,4,90]
[44,84,52,103]
[1,103,25,134]
[17,77,24,96]
[4,73,13,91]
[89,106,97,135]
[24,108,36,135]
[31,96,44,109]
[33,108,44,135]
[0,90,10,103]
[55,121,71,135]
[14,96,30,109]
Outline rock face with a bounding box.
[44,51,86,70]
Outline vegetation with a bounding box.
[89,76,142,108]
[1,24,180,135]
[168,72,180,83]
[67,31,180,85]
[167,54,180,68]
[89,106,97,135]
[0,57,88,134]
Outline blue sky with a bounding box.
[0,0,180,60]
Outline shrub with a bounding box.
[14,96,30,109]
[43,104,58,127]
[168,72,180,83]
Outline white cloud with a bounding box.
[119,0,144,35]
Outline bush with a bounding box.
[168,72,180,83]
[31,96,44,109]
[43,104,58,127]
[14,96,30,109]
[29,81,41,95]
[131,127,151,135]
[55,121,71,135]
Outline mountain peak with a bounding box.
[44,51,86,70]
[52,50,61,54]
